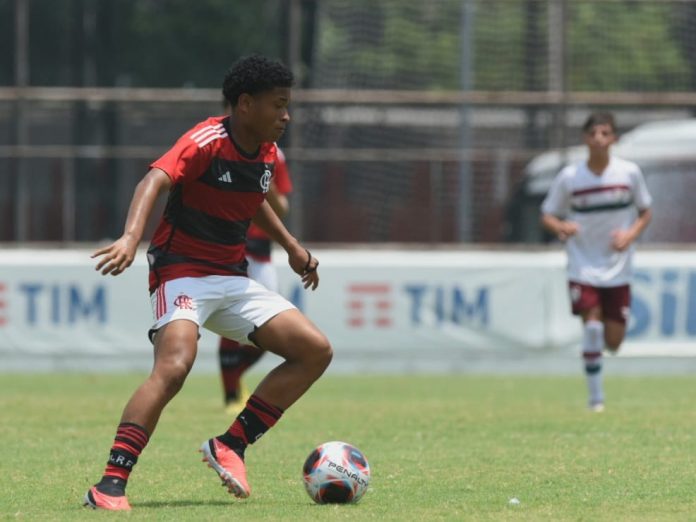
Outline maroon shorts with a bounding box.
[568,282,631,325]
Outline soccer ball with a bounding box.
[302,441,370,504]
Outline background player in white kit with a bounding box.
[541,112,653,411]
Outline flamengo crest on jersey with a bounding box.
[190,123,228,148]
[260,166,272,193]
[147,116,279,292]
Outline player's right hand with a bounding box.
[92,235,137,276]
[557,221,579,241]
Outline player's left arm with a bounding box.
[612,167,653,251]
[265,183,289,218]
[266,147,292,218]
[252,200,318,290]
[612,207,652,251]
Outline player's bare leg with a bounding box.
[580,307,605,411]
[120,320,199,433]
[202,309,332,498]
[603,320,626,354]
[249,309,332,409]
[85,320,199,510]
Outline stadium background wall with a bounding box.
[1,247,696,373]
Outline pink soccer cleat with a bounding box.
[83,486,131,511]
[200,438,251,499]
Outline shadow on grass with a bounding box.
[133,499,234,508]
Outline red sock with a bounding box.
[96,422,149,495]
[217,395,283,457]
[219,338,264,402]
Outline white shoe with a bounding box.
[588,402,605,413]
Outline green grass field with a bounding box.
[2,373,696,521]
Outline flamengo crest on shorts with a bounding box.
[149,275,296,345]
[173,293,196,310]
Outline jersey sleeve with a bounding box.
[150,128,214,184]
[541,168,571,217]
[272,147,293,194]
[631,166,653,211]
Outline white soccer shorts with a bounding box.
[149,275,296,346]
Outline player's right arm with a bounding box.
[540,167,579,241]
[541,213,579,241]
[93,118,216,276]
[92,168,172,276]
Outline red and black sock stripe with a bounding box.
[96,422,150,496]
[583,352,602,375]
[217,395,283,458]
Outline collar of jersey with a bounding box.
[223,116,261,160]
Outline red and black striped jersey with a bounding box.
[147,116,278,292]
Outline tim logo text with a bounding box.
[346,283,392,328]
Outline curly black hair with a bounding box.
[222,55,294,107]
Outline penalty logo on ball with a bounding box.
[302,441,370,504]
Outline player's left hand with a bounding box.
[288,246,319,290]
[611,230,634,251]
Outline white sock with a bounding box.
[582,320,604,405]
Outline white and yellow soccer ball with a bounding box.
[302,441,370,504]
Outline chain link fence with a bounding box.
[2,0,696,243]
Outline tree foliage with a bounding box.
[1,0,285,87]
[568,2,689,91]
[0,0,694,91]
[312,0,695,92]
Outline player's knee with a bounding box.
[605,336,623,353]
[316,336,333,369]
[163,361,191,395]
[606,343,621,353]
[156,356,193,397]
[306,332,333,371]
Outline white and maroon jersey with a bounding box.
[541,156,652,286]
[147,116,279,293]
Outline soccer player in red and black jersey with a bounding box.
[218,146,293,415]
[84,55,332,511]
